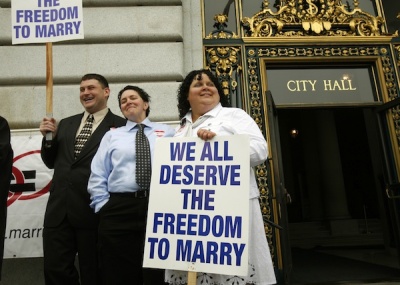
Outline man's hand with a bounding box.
[39,117,57,138]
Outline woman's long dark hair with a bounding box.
[177,69,230,119]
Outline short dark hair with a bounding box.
[118,85,151,117]
[81,73,109,88]
[177,69,230,119]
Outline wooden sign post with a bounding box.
[45,42,53,143]
[187,271,197,285]
[46,42,53,117]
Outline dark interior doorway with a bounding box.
[275,107,400,284]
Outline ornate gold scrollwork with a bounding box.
[242,0,386,37]
[244,52,275,254]
[205,46,242,100]
[395,45,400,67]
[206,13,239,39]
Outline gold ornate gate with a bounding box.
[202,0,399,283]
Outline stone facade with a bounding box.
[0,0,203,129]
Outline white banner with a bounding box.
[143,135,250,276]
[5,131,52,258]
[11,0,84,45]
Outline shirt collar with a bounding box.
[185,103,222,123]
[83,107,109,123]
[126,117,152,131]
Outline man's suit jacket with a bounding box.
[41,110,126,229]
[0,116,13,280]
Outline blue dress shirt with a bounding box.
[88,118,175,213]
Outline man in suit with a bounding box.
[39,74,126,285]
[0,116,13,281]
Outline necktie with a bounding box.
[136,124,151,189]
[74,114,94,159]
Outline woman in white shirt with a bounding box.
[165,69,276,285]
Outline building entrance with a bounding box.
[275,107,400,283]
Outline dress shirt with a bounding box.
[75,107,109,137]
[174,103,268,199]
[88,118,175,213]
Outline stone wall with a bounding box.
[0,0,203,129]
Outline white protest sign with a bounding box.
[11,0,84,44]
[144,135,250,276]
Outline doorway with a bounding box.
[275,107,400,284]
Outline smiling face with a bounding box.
[188,73,220,122]
[119,89,148,123]
[79,79,109,113]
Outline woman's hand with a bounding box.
[197,128,216,141]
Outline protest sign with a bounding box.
[11,0,84,141]
[11,0,84,45]
[143,135,250,277]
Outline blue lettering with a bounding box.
[146,237,170,260]
[72,21,81,34]
[218,165,230,185]
[176,239,191,261]
[181,189,191,209]
[182,165,193,184]
[211,215,224,237]
[164,213,175,234]
[13,25,30,38]
[206,241,218,264]
[233,243,245,266]
[223,141,233,160]
[176,214,186,235]
[204,190,215,210]
[17,7,79,23]
[157,238,170,260]
[25,10,33,22]
[153,212,163,233]
[198,215,210,236]
[176,240,244,265]
[56,23,64,36]
[187,214,197,235]
[191,189,203,210]
[213,141,223,161]
[35,25,47,37]
[147,237,158,258]
[230,165,240,185]
[171,165,182,184]
[170,142,196,161]
[200,142,212,161]
[159,165,171,184]
[16,10,24,23]
[194,165,204,184]
[191,241,205,263]
[225,216,242,238]
[47,24,56,37]
[205,165,217,185]
[220,242,232,265]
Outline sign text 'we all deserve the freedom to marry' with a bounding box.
[143,135,250,276]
